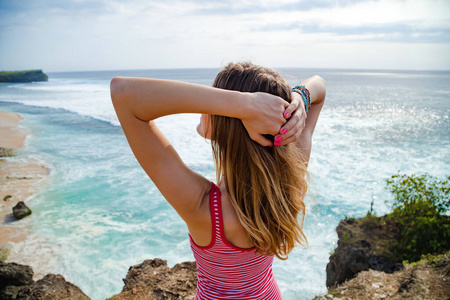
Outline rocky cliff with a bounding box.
[316,252,450,300]
[0,262,89,300]
[0,70,48,83]
[326,214,402,287]
[108,258,197,300]
[0,258,197,300]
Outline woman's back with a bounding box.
[189,180,255,249]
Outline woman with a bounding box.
[111,62,325,299]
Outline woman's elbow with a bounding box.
[303,75,326,105]
[313,75,326,102]
[110,77,127,104]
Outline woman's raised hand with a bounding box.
[276,92,307,146]
[240,92,306,147]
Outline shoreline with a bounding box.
[0,110,50,277]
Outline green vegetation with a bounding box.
[343,215,355,221]
[385,173,450,262]
[405,250,450,266]
[3,195,12,201]
[360,211,379,229]
[0,70,48,83]
[342,231,350,243]
[0,247,10,262]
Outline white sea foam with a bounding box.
[7,82,109,93]
[1,79,118,126]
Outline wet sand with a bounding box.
[0,110,50,272]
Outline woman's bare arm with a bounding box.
[278,75,326,162]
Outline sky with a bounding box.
[0,0,449,72]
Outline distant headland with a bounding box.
[0,70,48,83]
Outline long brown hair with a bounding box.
[210,62,308,260]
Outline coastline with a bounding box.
[0,110,50,274]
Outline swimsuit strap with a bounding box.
[209,182,223,245]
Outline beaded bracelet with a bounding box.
[292,85,311,112]
[294,85,311,111]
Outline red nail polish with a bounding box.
[281,128,287,134]
[274,141,281,146]
[275,136,282,142]
[284,112,290,118]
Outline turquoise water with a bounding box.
[1,68,449,299]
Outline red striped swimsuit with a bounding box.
[189,183,282,300]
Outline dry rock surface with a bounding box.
[315,252,450,300]
[108,258,197,300]
[15,274,90,300]
[1,258,198,300]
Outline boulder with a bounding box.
[326,215,402,287]
[0,262,34,288]
[12,202,32,220]
[16,274,90,300]
[108,258,197,300]
[0,262,33,300]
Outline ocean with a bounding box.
[0,68,449,299]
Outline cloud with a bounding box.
[246,0,450,44]
[255,22,450,43]
[188,0,373,16]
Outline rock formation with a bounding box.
[0,259,197,300]
[0,262,34,287]
[0,262,34,300]
[0,70,48,83]
[12,202,32,220]
[326,215,402,287]
[316,252,450,300]
[0,262,90,300]
[108,258,197,300]
[16,274,90,300]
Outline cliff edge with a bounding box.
[0,259,198,300]
[316,252,450,300]
[108,258,197,300]
[326,215,402,287]
[0,262,90,300]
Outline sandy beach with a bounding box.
[0,110,50,257]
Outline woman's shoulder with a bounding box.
[185,182,214,247]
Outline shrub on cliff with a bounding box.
[386,173,450,262]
